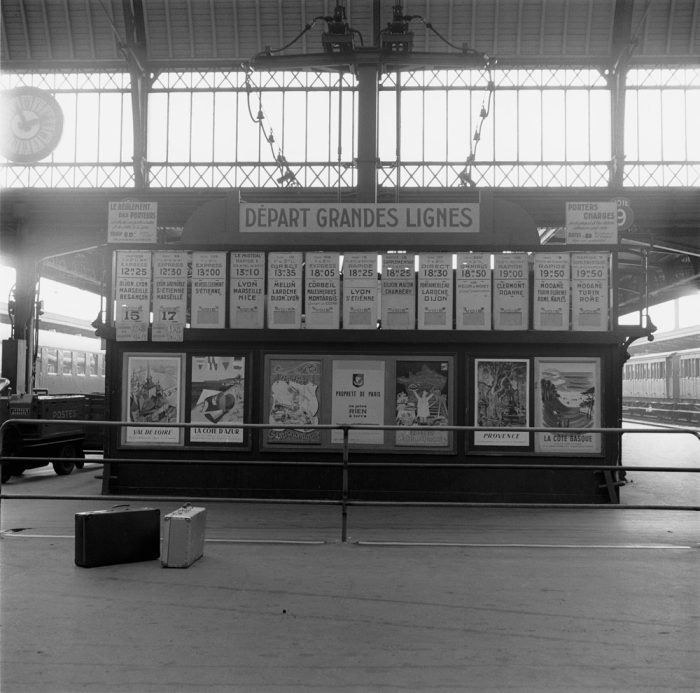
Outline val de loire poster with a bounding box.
[266,359,322,445]
[395,360,450,447]
[535,358,601,453]
[474,358,529,446]
[124,354,183,445]
[189,356,245,444]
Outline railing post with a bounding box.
[341,425,350,543]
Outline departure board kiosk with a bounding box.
[101,192,634,503]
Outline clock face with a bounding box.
[0,87,64,163]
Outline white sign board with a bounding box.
[108,201,158,243]
[566,201,618,244]
[240,202,479,234]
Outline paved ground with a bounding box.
[1,426,699,692]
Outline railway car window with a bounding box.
[76,352,86,376]
[660,362,666,378]
[100,355,105,376]
[61,350,72,375]
[46,349,58,374]
[88,353,99,376]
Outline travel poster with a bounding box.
[189,355,245,444]
[474,358,529,446]
[123,354,183,445]
[266,359,322,445]
[395,360,450,447]
[331,359,385,445]
[535,358,601,453]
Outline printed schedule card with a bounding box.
[191,252,227,328]
[230,252,266,329]
[571,252,610,331]
[493,253,529,330]
[533,253,570,331]
[342,253,378,329]
[417,252,453,330]
[267,252,303,329]
[381,253,416,329]
[152,251,189,341]
[305,252,340,329]
[456,252,491,330]
[114,249,151,341]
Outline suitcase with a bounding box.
[161,504,207,568]
[75,506,160,568]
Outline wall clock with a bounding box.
[0,87,64,163]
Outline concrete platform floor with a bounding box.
[1,460,699,692]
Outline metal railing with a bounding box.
[2,418,699,542]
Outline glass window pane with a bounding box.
[147,93,168,160]
[424,90,447,160]
[98,93,123,161]
[447,90,471,163]
[168,93,192,161]
[542,91,565,160]
[213,92,238,160]
[400,91,423,160]
[75,92,99,160]
[518,90,542,161]
[637,89,662,159]
[661,89,686,160]
[61,351,72,375]
[566,90,589,160]
[494,90,517,160]
[378,90,397,161]
[191,92,214,162]
[589,90,611,160]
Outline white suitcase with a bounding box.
[161,504,207,568]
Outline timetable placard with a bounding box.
[456,252,491,330]
[381,253,416,330]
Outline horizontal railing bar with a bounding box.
[2,418,699,436]
[3,455,697,473]
[1,493,697,513]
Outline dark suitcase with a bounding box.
[75,506,160,568]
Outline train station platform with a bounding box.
[1,426,699,692]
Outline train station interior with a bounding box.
[1,1,699,691]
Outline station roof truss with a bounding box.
[1,0,698,73]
